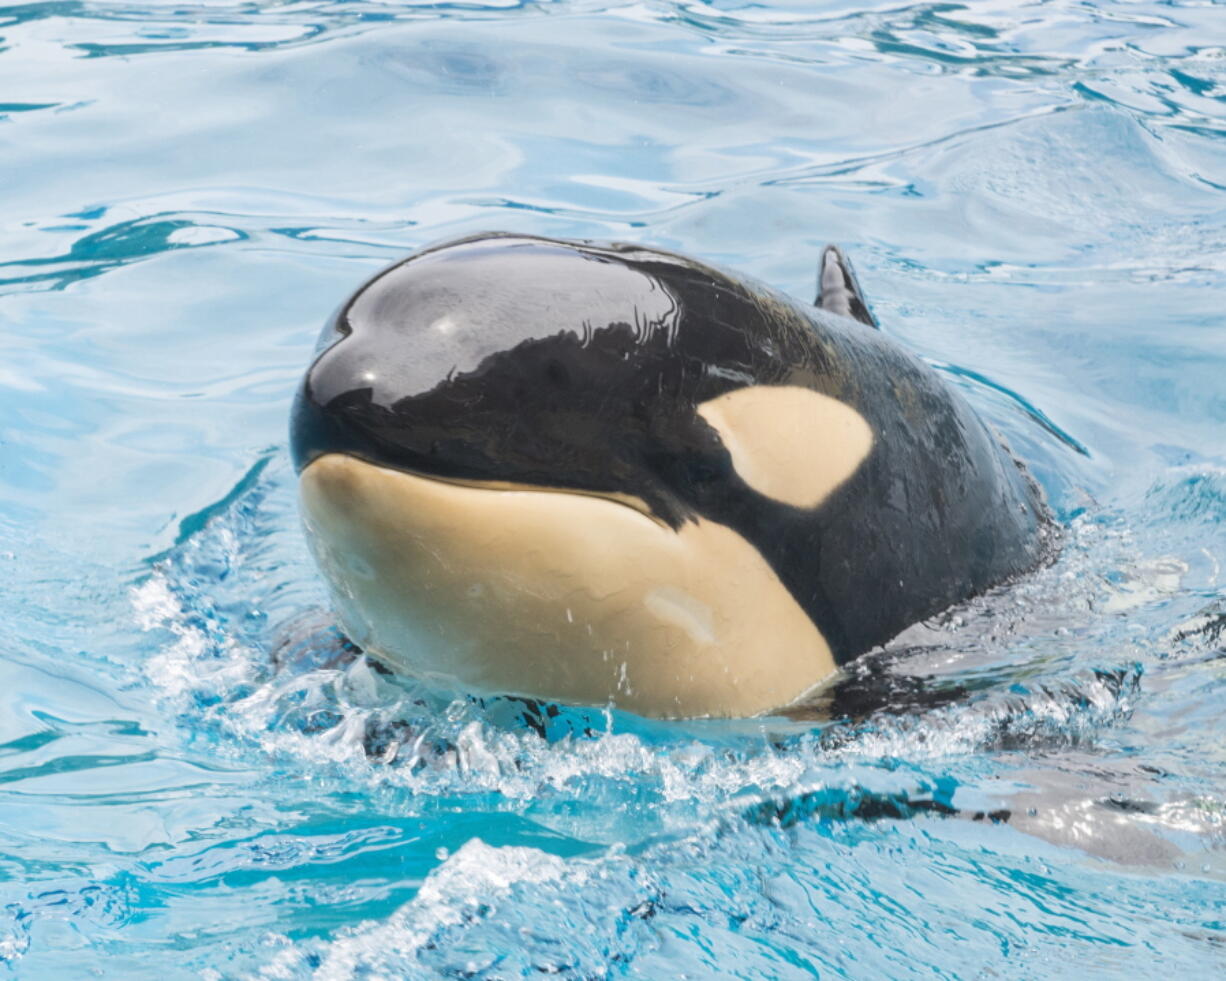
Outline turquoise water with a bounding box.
[2,0,1225,976]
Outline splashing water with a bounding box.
[1,1,1224,977]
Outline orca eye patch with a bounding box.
[696,385,873,509]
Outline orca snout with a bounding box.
[288,313,404,475]
[290,369,381,476]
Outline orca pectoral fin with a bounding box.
[816,245,878,329]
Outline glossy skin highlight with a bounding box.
[291,233,1049,717]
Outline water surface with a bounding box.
[1,0,1224,976]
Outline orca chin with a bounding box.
[298,452,837,719]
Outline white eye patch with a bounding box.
[696,385,873,509]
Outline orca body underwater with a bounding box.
[291,233,1049,718]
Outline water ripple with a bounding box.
[1,0,1224,975]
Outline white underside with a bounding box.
[299,454,838,718]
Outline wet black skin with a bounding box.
[291,232,1050,666]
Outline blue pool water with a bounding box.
[2,0,1225,976]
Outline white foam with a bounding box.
[261,839,578,980]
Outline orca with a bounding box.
[291,233,1050,718]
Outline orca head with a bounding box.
[291,234,870,717]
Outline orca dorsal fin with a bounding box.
[816,245,878,329]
